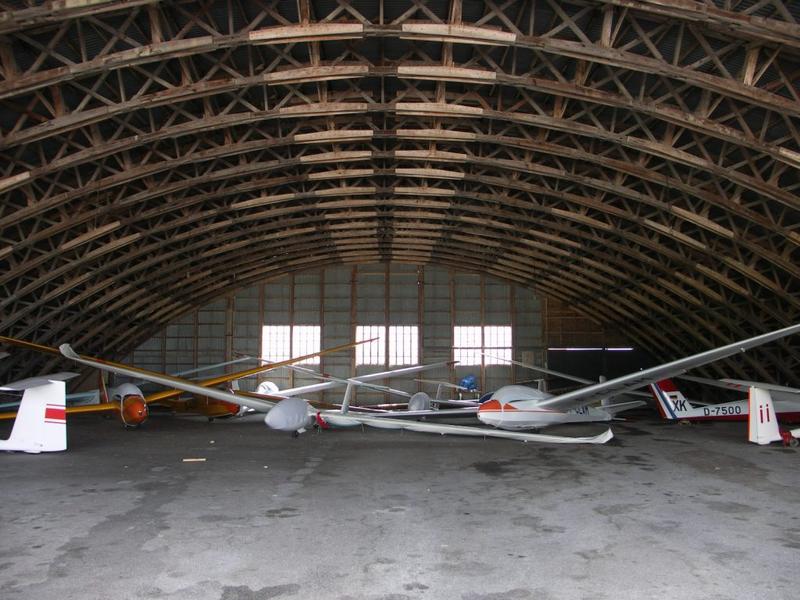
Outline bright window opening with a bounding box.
[454,325,512,365]
[292,325,321,364]
[356,325,385,365]
[261,325,320,365]
[389,326,418,366]
[356,326,419,366]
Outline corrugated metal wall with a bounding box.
[129,264,543,404]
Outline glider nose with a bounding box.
[477,399,515,427]
[477,398,500,426]
[264,410,281,429]
[120,395,148,427]
[264,398,311,432]
[218,400,240,417]
[479,399,502,412]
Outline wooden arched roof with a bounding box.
[1,0,798,383]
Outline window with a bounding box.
[454,325,512,365]
[483,326,512,364]
[389,326,418,365]
[356,325,385,365]
[261,325,320,365]
[356,325,419,365]
[453,326,482,366]
[292,325,321,363]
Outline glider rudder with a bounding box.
[0,381,66,453]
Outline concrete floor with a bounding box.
[0,412,798,600]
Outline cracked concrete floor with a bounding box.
[1,413,797,600]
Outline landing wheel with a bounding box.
[790,437,799,448]
[208,417,214,423]
[292,431,300,439]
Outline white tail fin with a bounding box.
[748,387,781,445]
[649,379,692,420]
[0,381,66,453]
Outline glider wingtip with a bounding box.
[59,343,78,359]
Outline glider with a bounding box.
[650,379,800,423]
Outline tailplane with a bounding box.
[748,387,781,445]
[649,379,692,420]
[600,399,646,417]
[0,381,66,453]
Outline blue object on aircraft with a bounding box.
[459,374,478,392]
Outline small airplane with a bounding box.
[57,322,800,444]
[651,379,800,446]
[649,379,800,423]
[0,381,66,453]
[0,336,369,427]
[479,353,647,425]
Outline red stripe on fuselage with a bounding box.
[45,405,66,422]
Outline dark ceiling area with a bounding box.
[0,0,798,383]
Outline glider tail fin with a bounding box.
[0,381,66,453]
[649,379,692,420]
[748,387,782,445]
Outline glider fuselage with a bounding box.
[476,385,613,430]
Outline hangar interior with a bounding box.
[1,0,799,599]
